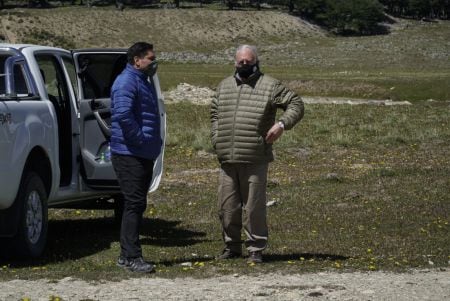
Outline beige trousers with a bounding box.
[218,163,269,253]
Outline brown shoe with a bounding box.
[247,251,263,263]
[216,249,241,260]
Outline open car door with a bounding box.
[72,49,166,192]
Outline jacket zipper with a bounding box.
[231,85,243,160]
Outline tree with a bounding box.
[226,0,236,10]
[379,0,410,16]
[296,0,329,20]
[288,0,294,13]
[408,0,432,19]
[27,0,50,7]
[325,0,385,34]
[429,0,449,18]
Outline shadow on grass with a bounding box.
[140,218,208,246]
[155,252,350,267]
[0,217,206,267]
[157,256,214,266]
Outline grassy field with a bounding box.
[158,63,450,101]
[0,5,448,281]
[0,101,448,280]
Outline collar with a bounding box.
[126,63,148,80]
[235,70,262,87]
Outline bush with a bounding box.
[21,29,76,49]
[293,0,385,35]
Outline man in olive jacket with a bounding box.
[211,45,304,263]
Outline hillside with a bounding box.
[0,7,325,50]
[1,7,449,100]
[1,7,449,69]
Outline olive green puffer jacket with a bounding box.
[211,71,304,164]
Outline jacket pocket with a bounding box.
[257,135,264,145]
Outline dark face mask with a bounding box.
[236,63,258,79]
[144,61,158,78]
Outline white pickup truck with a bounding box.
[0,44,166,258]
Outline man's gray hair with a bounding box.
[235,45,259,62]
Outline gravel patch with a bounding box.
[1,269,449,300]
[163,83,413,106]
[302,96,412,106]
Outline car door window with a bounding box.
[77,53,127,99]
[0,55,33,97]
[35,55,70,108]
[62,56,79,107]
[13,64,30,95]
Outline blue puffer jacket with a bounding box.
[110,64,162,160]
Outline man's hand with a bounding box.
[265,122,284,144]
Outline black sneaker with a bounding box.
[117,256,130,268]
[247,251,263,263]
[216,249,241,260]
[127,257,155,273]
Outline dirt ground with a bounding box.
[1,269,449,300]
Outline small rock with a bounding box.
[267,179,280,187]
[180,262,192,267]
[266,200,278,207]
[308,291,324,297]
[326,173,340,181]
[197,150,215,159]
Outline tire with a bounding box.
[12,172,48,258]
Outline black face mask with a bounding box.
[236,63,258,78]
[144,61,158,78]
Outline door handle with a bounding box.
[93,111,111,138]
[90,99,105,110]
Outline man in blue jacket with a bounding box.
[110,42,162,273]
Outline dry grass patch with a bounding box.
[3,7,324,50]
[286,79,389,99]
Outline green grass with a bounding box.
[157,63,231,93]
[158,63,450,101]
[0,102,448,280]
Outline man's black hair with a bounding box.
[127,42,154,65]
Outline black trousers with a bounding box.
[112,154,154,259]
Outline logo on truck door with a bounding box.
[0,113,12,125]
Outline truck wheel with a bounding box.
[13,172,48,258]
